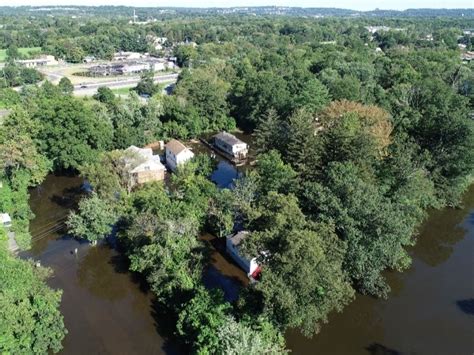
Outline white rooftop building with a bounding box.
[165,139,194,172]
[123,146,166,187]
[0,213,12,228]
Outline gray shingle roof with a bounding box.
[165,139,187,155]
[213,132,245,147]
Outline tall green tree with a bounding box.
[33,94,113,170]
[0,230,67,353]
[177,286,231,353]
[66,193,117,243]
[58,77,74,95]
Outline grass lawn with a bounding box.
[0,47,42,62]
[111,87,134,95]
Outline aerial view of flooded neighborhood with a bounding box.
[0,3,473,355]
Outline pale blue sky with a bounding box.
[4,0,473,11]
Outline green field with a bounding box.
[0,47,42,62]
[111,87,134,95]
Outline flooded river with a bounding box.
[26,174,247,354]
[27,175,172,354]
[286,184,474,355]
[26,174,473,354]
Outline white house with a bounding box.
[213,132,248,159]
[165,139,194,172]
[226,231,260,278]
[0,213,12,228]
[123,146,166,187]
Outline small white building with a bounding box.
[165,139,194,172]
[213,132,248,159]
[152,62,166,71]
[83,55,96,63]
[16,55,58,68]
[150,36,168,51]
[0,213,12,228]
[226,231,260,278]
[124,146,166,187]
[113,51,146,61]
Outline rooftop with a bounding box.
[227,231,250,247]
[165,139,188,155]
[1,213,12,224]
[214,132,246,146]
[125,145,153,160]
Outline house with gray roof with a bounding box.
[213,132,248,159]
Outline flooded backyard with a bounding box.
[25,173,247,354]
[24,172,473,354]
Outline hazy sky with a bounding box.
[5,0,473,11]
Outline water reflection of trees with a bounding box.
[76,245,129,301]
[366,343,400,355]
[413,186,474,267]
[456,299,474,315]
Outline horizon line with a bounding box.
[2,5,473,11]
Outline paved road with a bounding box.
[73,73,179,96]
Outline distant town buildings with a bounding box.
[461,51,474,62]
[165,139,194,172]
[365,25,391,34]
[424,34,434,41]
[123,145,165,188]
[87,58,174,77]
[147,36,168,51]
[85,51,176,76]
[113,51,146,62]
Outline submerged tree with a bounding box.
[66,193,116,243]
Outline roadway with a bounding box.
[73,73,179,96]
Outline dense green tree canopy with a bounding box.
[1,10,473,354]
[66,193,117,243]
[32,94,113,170]
[0,231,67,353]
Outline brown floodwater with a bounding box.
[26,174,473,355]
[286,184,474,355]
[26,174,247,354]
[26,175,173,354]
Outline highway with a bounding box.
[73,73,179,96]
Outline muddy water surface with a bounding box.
[286,185,474,355]
[27,174,474,355]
